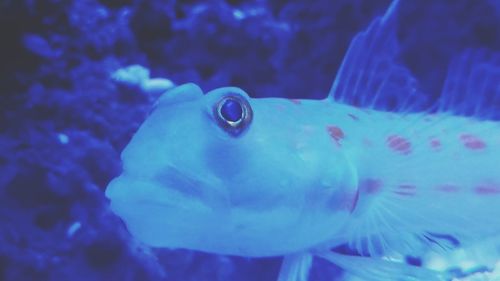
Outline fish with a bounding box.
[105,0,500,280]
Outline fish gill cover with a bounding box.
[0,0,499,281]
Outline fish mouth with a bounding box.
[105,174,231,249]
[105,174,212,212]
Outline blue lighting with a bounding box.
[1,0,499,281]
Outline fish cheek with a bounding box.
[203,141,248,179]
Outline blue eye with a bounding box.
[214,95,253,136]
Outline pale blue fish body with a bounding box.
[105,0,500,280]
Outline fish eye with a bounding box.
[214,95,253,136]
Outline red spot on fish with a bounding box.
[327,125,345,146]
[435,184,460,193]
[359,179,382,194]
[460,134,486,150]
[394,184,416,196]
[475,184,500,195]
[347,113,359,121]
[429,138,441,149]
[387,135,412,155]
[289,99,301,105]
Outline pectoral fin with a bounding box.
[277,253,313,281]
[316,251,450,281]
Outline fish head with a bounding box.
[106,83,357,256]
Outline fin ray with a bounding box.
[317,251,449,281]
[437,49,500,119]
[277,253,313,281]
[328,0,428,112]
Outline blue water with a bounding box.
[0,0,499,280]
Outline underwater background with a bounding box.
[1,0,499,280]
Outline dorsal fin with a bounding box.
[437,49,500,120]
[328,0,428,112]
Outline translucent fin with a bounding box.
[343,175,500,260]
[424,235,500,274]
[277,253,313,281]
[437,49,500,119]
[317,251,449,281]
[328,0,427,112]
[340,188,432,258]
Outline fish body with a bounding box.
[106,0,500,280]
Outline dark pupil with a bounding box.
[220,99,243,122]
